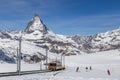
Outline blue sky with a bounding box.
[0,0,120,35]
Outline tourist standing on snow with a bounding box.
[76,67,79,72]
[107,69,111,75]
[86,67,88,72]
[90,66,92,70]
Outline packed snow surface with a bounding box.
[0,50,120,80]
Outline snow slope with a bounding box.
[0,50,120,80]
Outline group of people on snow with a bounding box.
[76,66,111,76]
[76,66,92,72]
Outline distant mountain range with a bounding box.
[72,28,120,53]
[0,14,120,63]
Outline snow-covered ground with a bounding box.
[0,50,120,80]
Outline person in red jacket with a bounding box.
[107,69,111,75]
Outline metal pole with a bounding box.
[46,48,48,70]
[40,56,42,70]
[63,54,64,66]
[64,54,65,67]
[61,54,63,65]
[17,47,19,72]
[18,37,22,75]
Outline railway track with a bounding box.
[0,70,51,77]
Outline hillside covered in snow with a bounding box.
[0,14,80,63]
[72,28,120,53]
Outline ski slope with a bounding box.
[0,50,120,80]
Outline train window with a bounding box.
[49,63,56,66]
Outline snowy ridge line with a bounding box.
[0,70,51,77]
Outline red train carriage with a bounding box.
[48,61,65,71]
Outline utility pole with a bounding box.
[63,46,67,67]
[17,37,22,75]
[17,47,19,72]
[40,55,42,70]
[46,47,48,70]
[40,60,42,70]
[42,26,49,70]
[61,53,63,66]
[63,54,65,67]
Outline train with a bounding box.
[48,61,65,71]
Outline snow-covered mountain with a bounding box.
[91,28,120,52]
[25,14,47,33]
[22,14,80,55]
[71,35,93,53]
[1,13,120,63]
[72,28,120,53]
[0,14,80,63]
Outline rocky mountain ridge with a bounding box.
[71,28,120,53]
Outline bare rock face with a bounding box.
[0,31,12,39]
[24,14,48,34]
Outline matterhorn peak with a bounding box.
[33,13,43,24]
[24,14,48,33]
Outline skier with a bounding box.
[86,67,88,72]
[107,69,111,75]
[90,66,92,70]
[76,67,79,72]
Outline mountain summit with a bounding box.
[24,14,48,34]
